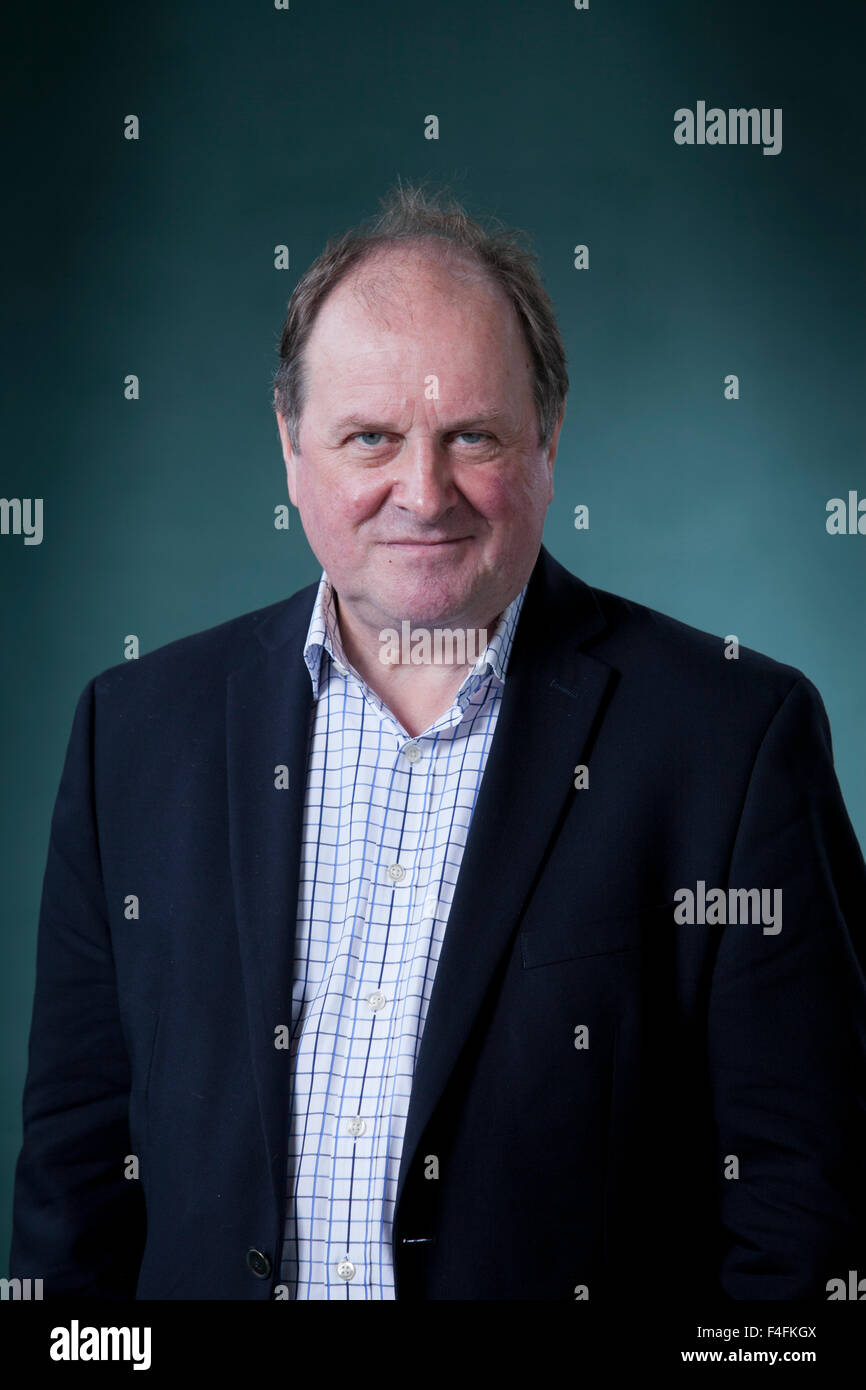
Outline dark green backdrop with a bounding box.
[2,0,863,1271]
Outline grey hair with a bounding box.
[272,178,568,453]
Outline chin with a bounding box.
[388,592,478,629]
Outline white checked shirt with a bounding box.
[279,570,527,1299]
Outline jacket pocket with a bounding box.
[520,900,675,969]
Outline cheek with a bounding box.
[466,466,546,519]
[298,470,390,535]
[457,469,510,514]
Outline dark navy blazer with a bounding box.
[9,545,866,1299]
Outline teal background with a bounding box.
[2,0,864,1272]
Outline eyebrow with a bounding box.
[331,410,510,435]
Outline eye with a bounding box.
[455,432,490,445]
[353,432,387,446]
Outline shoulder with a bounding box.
[537,548,820,730]
[596,583,831,740]
[89,581,319,706]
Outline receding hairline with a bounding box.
[320,234,514,324]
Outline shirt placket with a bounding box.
[326,712,430,1296]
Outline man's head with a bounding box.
[273,183,569,634]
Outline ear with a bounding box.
[274,395,299,507]
[544,405,565,500]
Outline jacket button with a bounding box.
[246,1248,272,1279]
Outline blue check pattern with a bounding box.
[279,569,527,1298]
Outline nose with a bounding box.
[391,436,458,523]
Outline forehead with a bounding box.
[304,244,528,393]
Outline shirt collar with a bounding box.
[303,570,527,703]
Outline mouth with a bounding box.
[384,538,470,548]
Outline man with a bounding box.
[10,184,866,1301]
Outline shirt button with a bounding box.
[345,1116,367,1137]
[403,742,422,763]
[387,863,407,883]
[367,990,387,1011]
[336,1260,356,1281]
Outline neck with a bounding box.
[334,595,503,738]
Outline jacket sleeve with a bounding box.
[8,677,146,1297]
[708,674,866,1298]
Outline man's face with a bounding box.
[275,242,563,632]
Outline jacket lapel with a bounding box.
[225,589,316,1217]
[395,548,615,1209]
